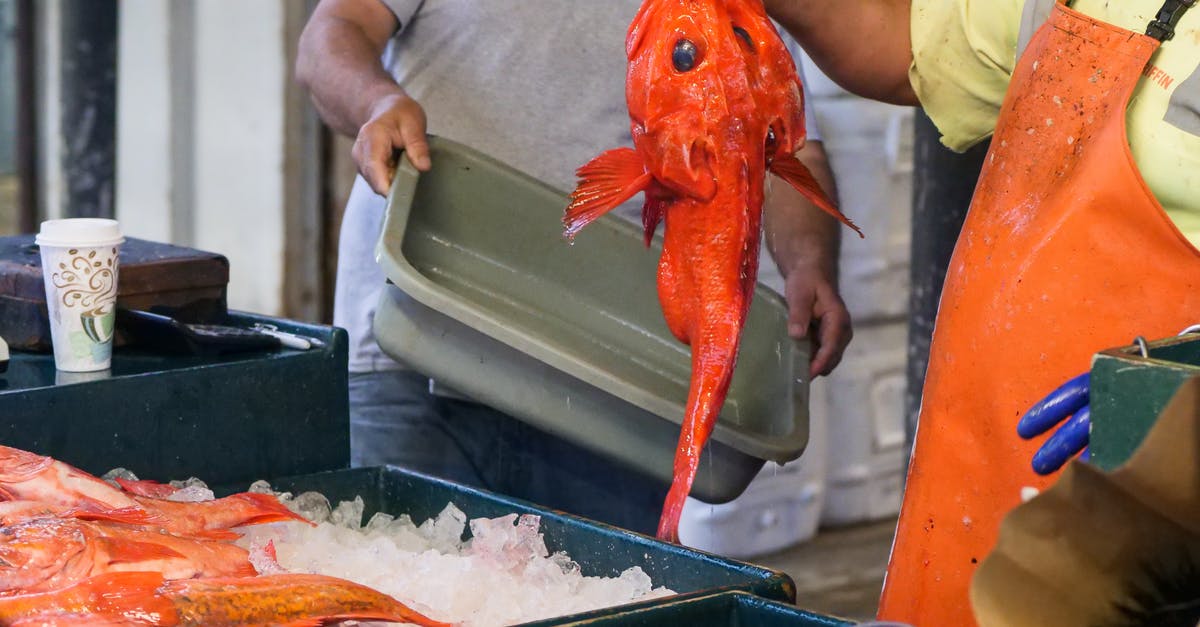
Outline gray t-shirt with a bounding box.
[336,0,820,373]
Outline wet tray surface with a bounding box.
[373,136,810,503]
[249,466,797,625]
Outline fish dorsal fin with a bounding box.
[565,148,651,239]
[114,478,178,499]
[770,154,864,238]
[69,506,163,527]
[0,447,54,483]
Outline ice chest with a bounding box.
[525,591,852,627]
[373,136,810,503]
[0,312,349,487]
[0,235,229,351]
[246,465,797,623]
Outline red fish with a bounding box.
[565,0,861,542]
[160,573,453,627]
[0,571,178,626]
[0,500,163,528]
[0,446,309,537]
[0,517,256,593]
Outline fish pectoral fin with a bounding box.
[94,537,187,563]
[770,154,864,238]
[565,147,651,239]
[63,572,178,624]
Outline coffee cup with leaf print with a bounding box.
[36,219,124,372]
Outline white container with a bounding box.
[679,382,828,559]
[817,323,907,526]
[36,219,124,372]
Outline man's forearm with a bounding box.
[764,0,918,105]
[765,141,841,281]
[295,2,406,138]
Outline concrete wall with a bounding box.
[116,0,288,315]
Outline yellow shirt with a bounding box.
[909,0,1200,244]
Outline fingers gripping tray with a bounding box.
[373,137,810,503]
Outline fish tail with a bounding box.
[657,327,742,543]
[163,574,452,627]
[222,492,313,527]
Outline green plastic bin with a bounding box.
[372,136,810,503]
[523,591,852,627]
[1089,333,1200,470]
[0,312,349,486]
[250,465,797,624]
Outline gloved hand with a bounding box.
[1017,372,1091,475]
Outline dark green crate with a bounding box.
[524,591,852,627]
[0,312,349,486]
[1090,334,1200,470]
[251,466,797,624]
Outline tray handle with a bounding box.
[374,147,425,282]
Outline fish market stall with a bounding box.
[0,202,852,624]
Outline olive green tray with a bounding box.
[373,137,809,503]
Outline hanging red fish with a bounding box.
[565,0,861,541]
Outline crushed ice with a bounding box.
[230,480,677,626]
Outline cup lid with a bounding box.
[35,218,125,247]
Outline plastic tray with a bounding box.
[250,466,797,624]
[372,136,809,503]
[524,591,852,627]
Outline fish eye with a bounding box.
[673,39,698,72]
[765,126,778,149]
[733,26,754,50]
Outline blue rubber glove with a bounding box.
[1017,372,1091,475]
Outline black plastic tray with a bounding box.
[0,312,349,486]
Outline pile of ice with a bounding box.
[234,481,675,626]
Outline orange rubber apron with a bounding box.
[878,3,1200,625]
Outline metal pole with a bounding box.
[14,0,36,232]
[59,0,117,219]
[905,109,989,451]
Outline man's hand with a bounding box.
[354,93,431,195]
[764,140,851,378]
[296,0,431,195]
[783,259,852,377]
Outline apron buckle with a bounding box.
[1146,0,1197,41]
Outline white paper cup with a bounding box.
[36,219,124,372]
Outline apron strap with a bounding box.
[1146,0,1196,41]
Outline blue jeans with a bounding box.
[349,370,668,535]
